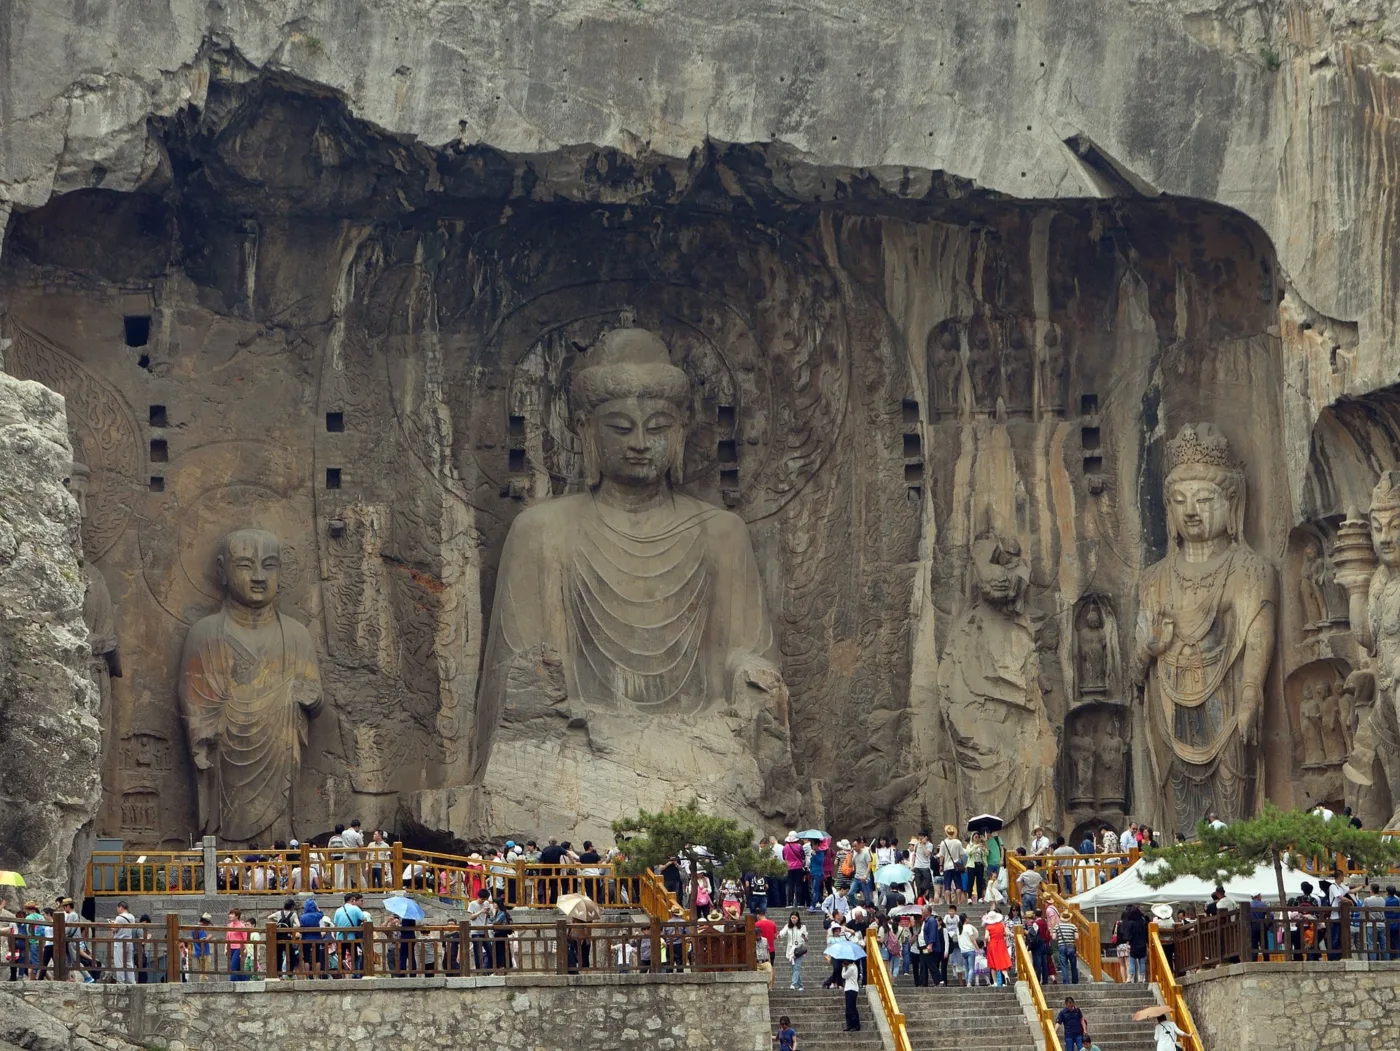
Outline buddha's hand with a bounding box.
[726,652,790,726]
[1238,683,1263,747]
[1145,611,1175,658]
[192,742,213,772]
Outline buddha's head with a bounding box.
[1163,424,1244,546]
[572,327,690,490]
[1369,471,1400,569]
[1083,603,1103,630]
[217,528,281,610]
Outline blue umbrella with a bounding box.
[797,829,828,840]
[874,863,915,885]
[824,940,867,960]
[382,895,426,921]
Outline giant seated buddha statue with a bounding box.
[469,327,800,836]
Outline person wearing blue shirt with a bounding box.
[333,893,367,975]
[300,898,326,975]
[1385,885,1400,961]
[1055,996,1088,1051]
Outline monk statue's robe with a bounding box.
[178,610,322,844]
[471,490,798,837]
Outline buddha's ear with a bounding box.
[580,418,602,488]
[668,422,686,485]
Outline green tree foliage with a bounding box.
[612,799,785,906]
[1141,804,1400,905]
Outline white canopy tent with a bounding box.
[1068,858,1318,909]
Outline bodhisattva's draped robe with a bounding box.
[178,610,322,843]
[1137,543,1274,834]
[470,490,778,782]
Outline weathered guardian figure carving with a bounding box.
[1134,424,1276,835]
[178,528,322,845]
[470,327,798,834]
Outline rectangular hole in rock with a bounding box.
[903,433,922,458]
[325,411,345,433]
[1081,426,1101,450]
[325,467,342,489]
[124,315,151,348]
[720,468,739,488]
[1083,456,1103,474]
[904,462,925,484]
[149,476,165,493]
[509,449,527,472]
[902,398,920,426]
[149,439,168,463]
[717,439,738,464]
[148,404,167,427]
[509,415,526,441]
[1080,393,1099,416]
[717,405,736,429]
[907,486,923,504]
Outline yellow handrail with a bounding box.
[1006,853,1105,981]
[1148,923,1202,1051]
[1013,928,1064,1051]
[864,930,914,1051]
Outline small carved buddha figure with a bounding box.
[470,327,798,833]
[178,529,321,845]
[1133,424,1276,836]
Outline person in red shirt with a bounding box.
[754,908,778,989]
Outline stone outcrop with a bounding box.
[0,369,101,900]
[2,0,1400,845]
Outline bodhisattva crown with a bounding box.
[1164,423,1242,475]
[1370,469,1400,512]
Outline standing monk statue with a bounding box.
[178,528,322,845]
[1133,424,1276,836]
[470,326,799,837]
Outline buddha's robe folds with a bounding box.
[470,491,792,834]
[178,611,322,843]
[1137,544,1274,832]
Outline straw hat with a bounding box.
[706,909,723,921]
[944,824,957,837]
[785,831,799,843]
[200,912,213,922]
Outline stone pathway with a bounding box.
[764,900,1172,1051]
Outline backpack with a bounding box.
[840,852,855,878]
[276,910,297,930]
[755,937,771,963]
[884,929,899,955]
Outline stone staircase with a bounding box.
[766,902,1175,1051]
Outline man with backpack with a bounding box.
[273,898,301,976]
[333,893,367,976]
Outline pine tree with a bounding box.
[1141,804,1400,905]
[612,799,785,909]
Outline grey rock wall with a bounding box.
[0,369,101,901]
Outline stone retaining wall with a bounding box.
[1,972,770,1051]
[1181,961,1400,1051]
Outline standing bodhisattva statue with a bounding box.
[1133,424,1277,836]
[178,528,322,845]
[470,327,799,836]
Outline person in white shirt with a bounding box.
[912,832,935,900]
[1120,824,1139,852]
[1029,827,1051,856]
[821,888,851,924]
[1205,811,1227,831]
[841,960,862,1031]
[341,820,366,887]
[938,826,967,905]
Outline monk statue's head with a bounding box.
[970,532,1028,612]
[65,460,91,520]
[1369,471,1400,569]
[217,528,281,611]
[1163,423,1245,546]
[572,327,690,490]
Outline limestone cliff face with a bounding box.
[1,0,1399,843]
[0,367,101,900]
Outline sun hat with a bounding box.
[983,910,1004,924]
[785,831,798,843]
[944,824,957,836]
[1151,904,1174,921]
[837,839,851,850]
[200,912,213,922]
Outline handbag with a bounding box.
[792,945,808,959]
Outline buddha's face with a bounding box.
[1168,477,1229,544]
[971,535,1026,608]
[1370,506,1400,568]
[221,532,280,609]
[591,397,683,488]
